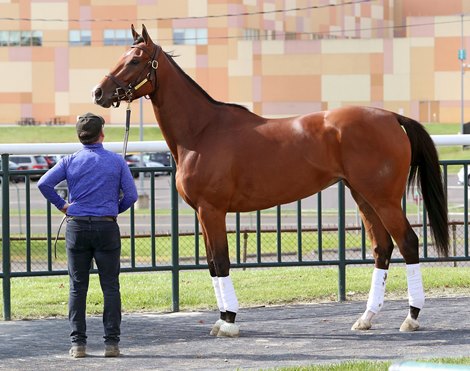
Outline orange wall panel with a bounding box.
[32,62,55,103]
[0,93,31,104]
[261,75,321,102]
[434,37,460,71]
[32,47,55,62]
[370,74,383,101]
[228,76,252,102]
[0,104,21,123]
[369,54,384,74]
[207,67,228,101]
[400,0,463,16]
[32,103,55,122]
[321,54,371,75]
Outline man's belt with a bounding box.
[67,216,116,222]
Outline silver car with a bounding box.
[457,166,469,185]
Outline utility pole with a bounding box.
[460,14,467,136]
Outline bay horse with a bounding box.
[93,25,449,337]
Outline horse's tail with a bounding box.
[394,113,449,257]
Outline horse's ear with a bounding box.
[131,24,140,42]
[141,24,152,45]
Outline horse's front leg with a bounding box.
[198,207,240,337]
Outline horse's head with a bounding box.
[93,24,160,108]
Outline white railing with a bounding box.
[431,135,470,146]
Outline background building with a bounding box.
[0,0,470,125]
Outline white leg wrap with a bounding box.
[211,276,225,312]
[365,268,388,315]
[218,276,239,313]
[406,263,425,309]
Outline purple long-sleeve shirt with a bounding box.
[38,143,138,216]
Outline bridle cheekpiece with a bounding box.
[106,44,160,107]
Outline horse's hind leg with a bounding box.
[349,191,394,331]
[364,199,424,332]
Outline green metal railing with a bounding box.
[1,153,470,320]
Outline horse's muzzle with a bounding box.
[92,86,113,108]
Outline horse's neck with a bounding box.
[150,54,220,156]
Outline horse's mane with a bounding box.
[164,50,250,112]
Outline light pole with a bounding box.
[460,14,466,135]
[459,13,470,137]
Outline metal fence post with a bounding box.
[338,180,346,302]
[170,156,179,312]
[2,154,11,320]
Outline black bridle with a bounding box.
[106,44,160,108]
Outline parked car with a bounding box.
[457,166,470,185]
[44,154,64,169]
[145,151,171,167]
[55,179,68,200]
[142,151,171,176]
[0,160,24,184]
[142,157,166,177]
[124,154,142,178]
[9,155,49,180]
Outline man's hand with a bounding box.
[60,203,70,214]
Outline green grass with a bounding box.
[273,361,390,371]
[272,357,470,370]
[1,266,470,320]
[0,125,164,143]
[424,122,460,134]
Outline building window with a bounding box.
[173,28,208,45]
[284,32,298,40]
[103,29,133,46]
[0,30,42,46]
[265,30,276,40]
[243,28,261,41]
[69,30,91,46]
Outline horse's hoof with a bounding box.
[210,319,226,336]
[216,322,240,337]
[351,318,372,331]
[399,316,419,332]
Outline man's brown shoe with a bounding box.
[69,345,86,358]
[104,344,120,357]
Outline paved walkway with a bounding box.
[1,297,469,371]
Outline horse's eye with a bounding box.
[130,59,140,65]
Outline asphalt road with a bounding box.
[0,297,469,370]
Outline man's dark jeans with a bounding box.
[66,219,121,346]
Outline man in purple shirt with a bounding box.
[38,112,138,358]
